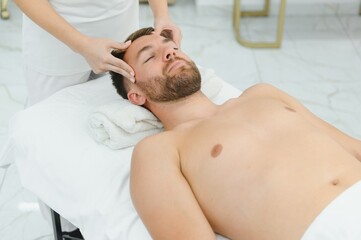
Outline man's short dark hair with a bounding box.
[110,27,155,99]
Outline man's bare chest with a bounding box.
[174,99,308,170]
[177,97,306,152]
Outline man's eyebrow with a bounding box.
[136,37,173,60]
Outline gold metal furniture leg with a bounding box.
[233,0,286,48]
[240,0,270,17]
[1,0,10,20]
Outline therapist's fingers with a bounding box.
[109,40,135,80]
[80,37,134,76]
[111,40,132,52]
[170,28,182,48]
[154,19,183,48]
[107,58,135,83]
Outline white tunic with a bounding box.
[22,0,139,76]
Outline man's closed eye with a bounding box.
[144,56,154,63]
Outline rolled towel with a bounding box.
[198,66,223,99]
[88,66,224,149]
[88,100,163,149]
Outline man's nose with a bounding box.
[163,47,176,61]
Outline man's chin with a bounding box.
[167,64,193,78]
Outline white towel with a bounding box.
[88,67,223,149]
[199,66,223,99]
[88,101,163,149]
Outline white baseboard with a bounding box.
[140,0,175,3]
[195,0,360,15]
[196,0,358,5]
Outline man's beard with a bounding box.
[137,57,201,102]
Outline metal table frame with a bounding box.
[51,209,84,240]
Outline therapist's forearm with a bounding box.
[148,0,170,20]
[14,0,88,54]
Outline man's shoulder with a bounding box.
[133,131,178,160]
[240,83,283,99]
[243,83,279,94]
[136,131,174,146]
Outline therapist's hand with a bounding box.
[80,37,135,82]
[154,17,182,47]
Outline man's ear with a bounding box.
[127,89,146,106]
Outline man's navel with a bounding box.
[331,178,340,186]
[211,144,223,158]
[284,106,296,112]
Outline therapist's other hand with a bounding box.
[80,37,135,82]
[154,17,182,47]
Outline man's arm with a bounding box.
[130,135,216,240]
[247,83,361,162]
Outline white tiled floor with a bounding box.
[1,0,361,239]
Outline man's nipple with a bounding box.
[211,144,223,158]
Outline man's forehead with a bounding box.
[124,34,156,62]
[129,33,175,57]
[128,34,163,54]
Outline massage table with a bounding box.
[0,68,241,240]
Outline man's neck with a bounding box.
[148,91,219,130]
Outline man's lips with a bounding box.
[167,60,186,74]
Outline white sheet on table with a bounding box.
[5,72,241,240]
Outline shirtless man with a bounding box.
[110,27,361,240]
